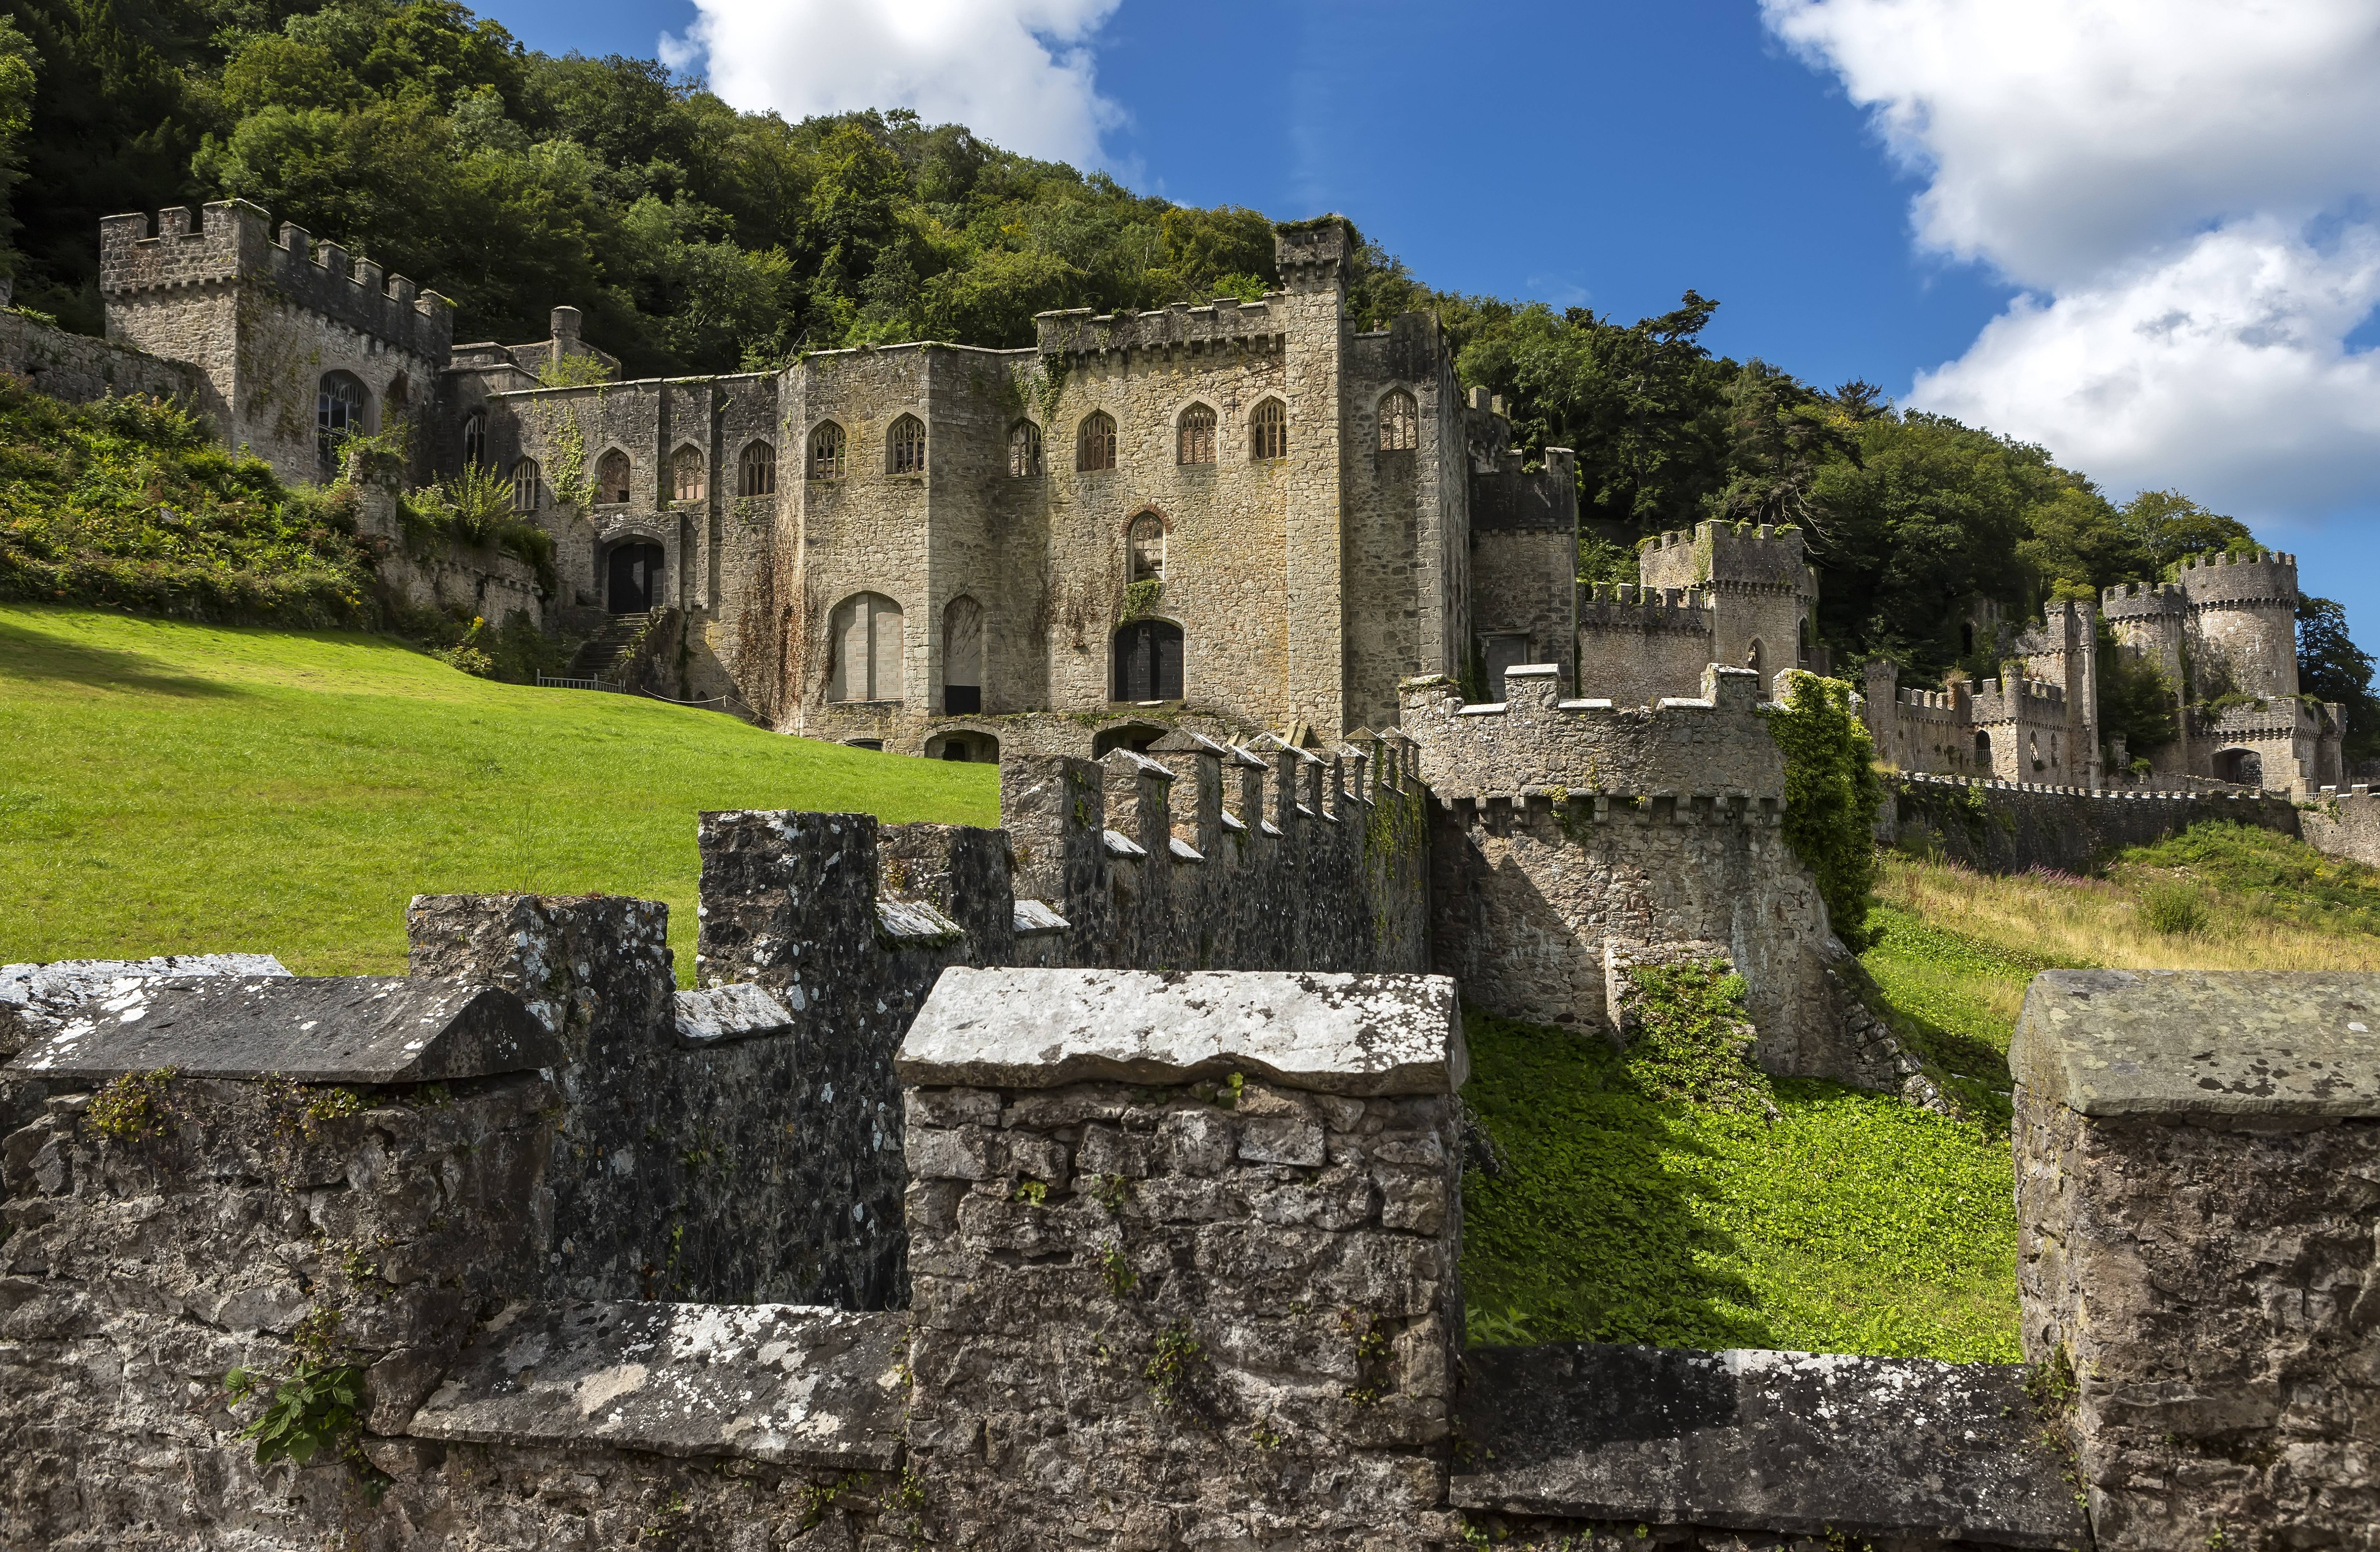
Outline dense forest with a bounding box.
[0,0,2371,757]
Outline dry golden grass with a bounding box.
[1877,852,2380,974]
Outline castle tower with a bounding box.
[2012,598,2101,789]
[1638,520,1817,682]
[99,200,454,485]
[2179,550,2300,702]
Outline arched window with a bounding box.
[510,458,541,513]
[1177,403,1215,464]
[1078,411,1117,472]
[1113,619,1183,702]
[1249,398,1287,461]
[810,423,846,480]
[461,410,487,469]
[1744,638,1764,676]
[2030,732,2044,772]
[888,414,927,476]
[1127,512,1165,583]
[1009,421,1042,477]
[316,370,367,478]
[1378,390,1418,452]
[672,445,706,503]
[1974,730,1992,769]
[1797,617,1811,665]
[596,449,632,505]
[828,592,905,703]
[739,440,776,496]
[943,594,984,716]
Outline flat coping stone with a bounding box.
[2012,968,2380,1119]
[673,983,794,1048]
[409,1301,906,1469]
[3,975,563,1083]
[1452,1342,2087,1548]
[897,967,1463,1096]
[2,954,290,1050]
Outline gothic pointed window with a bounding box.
[596,449,632,505]
[1249,398,1287,461]
[1077,411,1117,472]
[461,410,487,469]
[1009,421,1042,477]
[943,594,984,715]
[1177,403,1215,464]
[810,422,846,479]
[888,414,926,476]
[510,457,541,513]
[739,439,776,496]
[1128,512,1165,583]
[672,445,705,503]
[1378,389,1417,452]
[316,370,367,479]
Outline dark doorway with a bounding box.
[1094,724,1166,757]
[607,542,665,613]
[2215,748,2262,786]
[1112,619,1183,701]
[1974,730,1993,769]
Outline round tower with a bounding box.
[2179,551,2300,700]
[2100,580,2187,690]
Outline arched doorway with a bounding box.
[2215,747,2263,786]
[1974,730,1993,770]
[1113,619,1183,702]
[607,542,665,613]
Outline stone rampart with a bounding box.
[2302,783,2380,867]
[0,308,202,407]
[1886,770,2302,874]
[2013,970,2380,1549]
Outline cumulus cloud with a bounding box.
[661,0,1123,166]
[1762,0,2380,519]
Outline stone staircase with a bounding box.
[567,611,650,680]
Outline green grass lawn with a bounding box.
[0,606,997,979]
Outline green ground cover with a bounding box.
[0,606,997,980]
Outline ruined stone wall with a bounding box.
[348,470,544,630]
[0,308,202,407]
[2012,969,2380,1550]
[1884,771,2301,874]
[1575,585,1715,707]
[1402,665,1858,1080]
[2301,783,2380,867]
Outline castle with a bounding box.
[46,199,2341,793]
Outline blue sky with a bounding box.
[492,0,2380,646]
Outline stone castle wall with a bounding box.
[0,308,202,407]
[2300,783,2380,867]
[1575,584,1717,709]
[1884,770,2302,874]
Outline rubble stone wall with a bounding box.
[1885,771,2302,874]
[0,308,203,407]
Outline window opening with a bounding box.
[1177,404,1215,464]
[810,423,847,479]
[739,440,777,496]
[1078,411,1117,472]
[596,449,632,505]
[316,371,366,479]
[888,415,927,476]
[510,458,541,513]
[1250,399,1287,461]
[672,446,706,503]
[461,411,487,469]
[1128,513,1165,583]
[943,594,984,716]
[1009,421,1043,477]
[1378,390,1417,452]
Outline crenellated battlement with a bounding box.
[1638,518,1813,597]
[2178,548,2298,608]
[1576,581,1715,632]
[1033,297,1285,356]
[1399,662,1785,802]
[1970,676,2066,722]
[100,200,453,363]
[2101,580,2188,618]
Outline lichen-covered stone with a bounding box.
[1452,1342,2088,1548]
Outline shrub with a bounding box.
[2138,880,2208,936]
[1764,670,1887,949]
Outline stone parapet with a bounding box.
[897,966,1469,1550]
[1637,518,1811,596]
[2176,546,2298,606]
[0,308,203,408]
[1033,298,1287,356]
[2012,969,2380,1549]
[1886,771,2302,874]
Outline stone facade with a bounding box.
[0,308,202,407]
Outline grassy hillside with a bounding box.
[1462,820,2380,1362]
[0,606,997,979]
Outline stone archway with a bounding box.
[606,541,666,613]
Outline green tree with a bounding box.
[0,14,34,282]
[2298,596,2380,765]
[2121,488,2256,574]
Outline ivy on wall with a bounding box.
[1764,669,1886,950]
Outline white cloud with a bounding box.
[662,0,1123,166]
[1762,0,2380,520]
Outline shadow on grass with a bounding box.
[1459,1011,1776,1352]
[0,616,244,698]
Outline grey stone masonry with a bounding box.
[1452,1342,2089,1549]
[2013,969,2380,1550]
[1885,770,2303,875]
[897,966,1471,1550]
